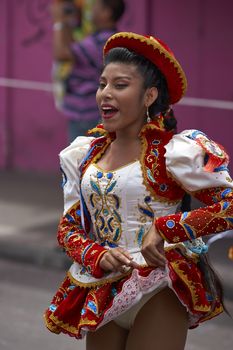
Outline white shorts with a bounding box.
[114,281,167,330]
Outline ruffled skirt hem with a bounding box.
[44,247,223,339]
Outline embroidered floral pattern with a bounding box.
[89,170,122,246]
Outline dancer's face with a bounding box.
[96,62,157,134]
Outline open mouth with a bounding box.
[102,106,119,119]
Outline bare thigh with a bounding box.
[86,320,129,350]
[126,288,188,350]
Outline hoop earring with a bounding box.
[146,107,151,123]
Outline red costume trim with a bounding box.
[57,201,107,278]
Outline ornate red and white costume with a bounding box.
[44,118,233,339]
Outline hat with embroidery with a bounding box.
[103,32,187,104]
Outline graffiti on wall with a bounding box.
[19,0,50,47]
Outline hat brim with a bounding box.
[103,32,187,104]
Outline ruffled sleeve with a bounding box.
[57,136,107,278]
[59,136,94,213]
[155,130,233,243]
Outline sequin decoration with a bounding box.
[49,304,57,312]
[166,220,175,229]
[87,300,98,315]
[89,171,122,246]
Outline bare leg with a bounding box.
[86,320,129,350]
[126,288,188,350]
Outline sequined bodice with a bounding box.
[81,161,178,257]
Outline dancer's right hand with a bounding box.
[99,247,139,273]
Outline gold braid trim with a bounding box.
[87,126,107,136]
[94,249,108,270]
[44,314,61,334]
[89,136,112,168]
[199,304,223,323]
[170,260,210,312]
[139,126,180,205]
[49,313,81,335]
[67,269,131,288]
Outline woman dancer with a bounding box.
[44,32,233,350]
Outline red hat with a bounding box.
[103,32,187,104]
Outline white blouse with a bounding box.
[60,130,233,286]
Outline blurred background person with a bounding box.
[51,0,125,143]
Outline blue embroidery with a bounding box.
[152,149,158,157]
[221,188,232,199]
[214,165,228,172]
[160,183,168,192]
[64,231,74,242]
[183,223,196,240]
[226,218,233,225]
[76,209,81,216]
[186,130,207,140]
[90,172,122,244]
[106,180,117,194]
[222,201,230,210]
[81,243,93,264]
[107,172,113,179]
[145,196,151,203]
[68,284,76,291]
[87,301,98,314]
[66,213,76,224]
[138,206,154,218]
[166,220,175,229]
[49,304,57,312]
[111,287,118,297]
[152,139,160,145]
[147,169,156,183]
[205,293,213,301]
[137,226,145,246]
[90,180,102,195]
[97,171,103,179]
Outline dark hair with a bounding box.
[102,0,125,22]
[104,47,177,131]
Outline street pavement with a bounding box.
[0,170,70,269]
[0,170,232,349]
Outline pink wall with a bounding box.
[0,0,233,173]
[151,0,233,170]
[0,0,147,172]
[150,0,233,171]
[0,0,68,171]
